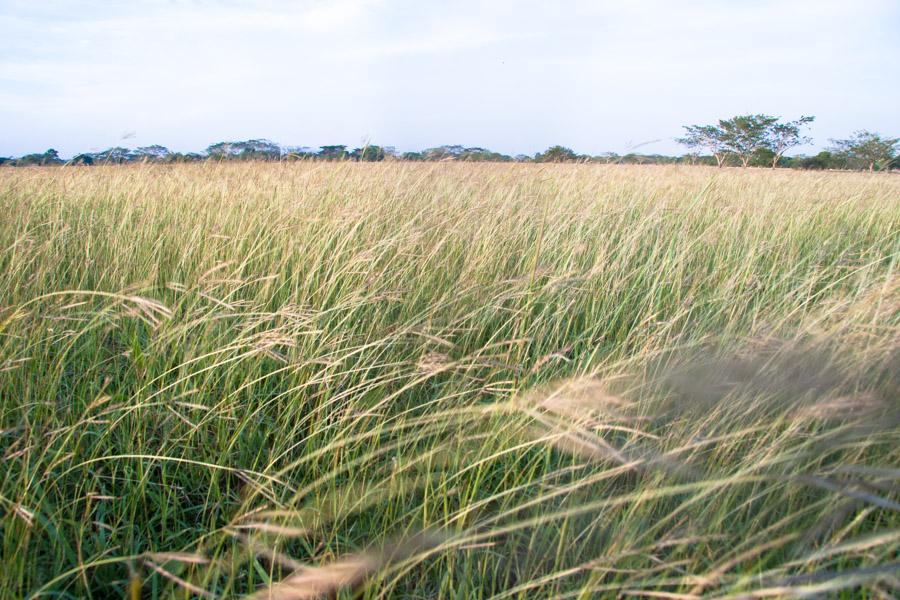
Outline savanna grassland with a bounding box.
[1,163,898,599]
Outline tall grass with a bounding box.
[1,162,898,598]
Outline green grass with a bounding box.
[1,162,898,598]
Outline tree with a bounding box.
[765,116,814,168]
[318,145,348,161]
[593,152,620,164]
[133,145,171,162]
[42,149,61,164]
[453,147,513,162]
[237,139,280,160]
[205,140,280,161]
[422,145,464,161]
[282,146,315,161]
[172,152,204,163]
[16,149,63,166]
[677,125,729,167]
[92,147,133,164]
[68,154,94,166]
[679,152,700,166]
[206,141,236,159]
[680,115,814,168]
[718,115,778,167]
[535,145,580,162]
[790,151,839,170]
[351,145,386,161]
[828,131,899,171]
[750,147,776,168]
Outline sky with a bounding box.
[1,0,898,158]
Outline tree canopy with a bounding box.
[828,131,899,171]
[534,146,582,163]
[678,114,815,168]
[677,125,729,167]
[13,149,62,166]
[768,116,815,168]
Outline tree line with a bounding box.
[676,116,898,171]
[2,115,897,171]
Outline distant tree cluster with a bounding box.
[825,131,900,172]
[677,114,815,168]
[400,145,519,162]
[677,115,898,171]
[2,122,897,171]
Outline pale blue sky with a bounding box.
[1,0,898,158]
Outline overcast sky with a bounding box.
[1,0,898,158]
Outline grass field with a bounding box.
[1,163,898,598]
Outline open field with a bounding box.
[1,163,898,598]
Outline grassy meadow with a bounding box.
[1,162,898,598]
